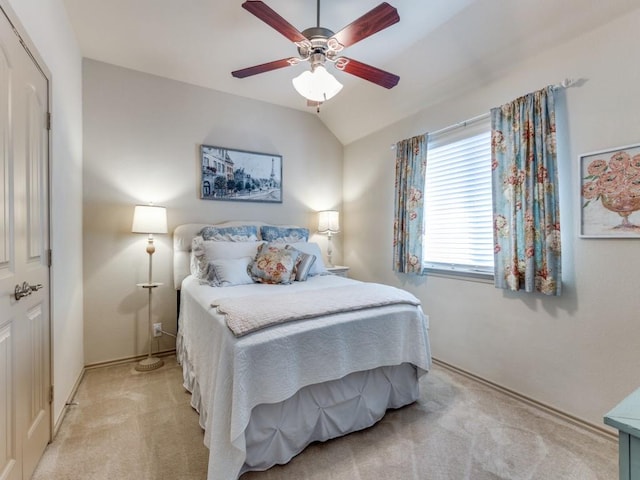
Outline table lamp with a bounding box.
[318,210,340,267]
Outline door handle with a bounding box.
[14,282,31,300]
[13,282,43,301]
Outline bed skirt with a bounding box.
[240,362,420,474]
[179,336,419,475]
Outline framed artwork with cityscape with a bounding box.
[200,145,282,203]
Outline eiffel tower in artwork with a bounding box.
[270,158,276,187]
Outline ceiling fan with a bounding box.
[231,0,400,106]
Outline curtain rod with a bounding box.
[390,112,488,150]
[429,112,489,138]
[391,78,578,149]
[552,78,577,89]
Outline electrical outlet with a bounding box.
[153,323,162,337]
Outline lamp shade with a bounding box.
[292,65,343,103]
[132,205,168,234]
[318,210,340,234]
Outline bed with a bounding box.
[173,222,431,479]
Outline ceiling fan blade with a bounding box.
[232,58,299,78]
[334,57,399,89]
[242,1,308,44]
[328,3,399,51]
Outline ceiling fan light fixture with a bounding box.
[292,65,343,103]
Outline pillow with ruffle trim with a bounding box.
[198,225,258,242]
[259,226,309,243]
[190,237,264,281]
[190,236,209,279]
[207,257,254,287]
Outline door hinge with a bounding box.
[47,249,52,267]
[49,385,54,404]
[46,112,51,131]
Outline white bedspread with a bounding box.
[177,274,431,480]
[215,282,422,336]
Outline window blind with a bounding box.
[423,124,494,276]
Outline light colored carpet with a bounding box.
[33,356,618,480]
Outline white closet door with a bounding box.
[0,5,51,479]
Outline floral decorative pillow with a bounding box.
[198,225,258,242]
[249,243,301,285]
[260,226,309,243]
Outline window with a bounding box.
[422,117,494,278]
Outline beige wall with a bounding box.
[344,8,640,429]
[81,7,640,430]
[5,0,84,426]
[82,60,343,365]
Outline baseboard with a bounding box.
[52,367,85,438]
[432,357,617,442]
[84,349,176,370]
[78,353,614,441]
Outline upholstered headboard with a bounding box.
[172,221,303,289]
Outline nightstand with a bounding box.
[327,266,349,278]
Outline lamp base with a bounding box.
[135,356,164,372]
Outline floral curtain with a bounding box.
[393,134,427,274]
[491,86,562,295]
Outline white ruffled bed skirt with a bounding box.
[179,331,419,474]
[241,362,420,474]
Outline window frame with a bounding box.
[421,116,494,281]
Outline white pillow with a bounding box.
[191,238,264,280]
[208,257,254,287]
[286,242,327,276]
[204,240,264,262]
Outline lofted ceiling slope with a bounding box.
[62,0,639,145]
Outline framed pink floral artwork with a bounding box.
[579,143,640,237]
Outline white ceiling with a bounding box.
[62,0,638,145]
